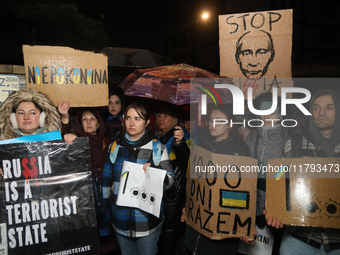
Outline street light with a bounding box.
[202,12,209,19]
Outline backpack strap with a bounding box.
[152,139,162,167]
[109,140,120,164]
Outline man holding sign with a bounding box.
[272,90,340,254]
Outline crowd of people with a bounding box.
[0,86,339,255]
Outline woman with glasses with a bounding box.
[185,105,249,255]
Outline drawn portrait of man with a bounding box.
[235,30,275,79]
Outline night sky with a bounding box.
[72,0,169,55]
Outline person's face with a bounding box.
[237,126,250,141]
[108,95,122,117]
[208,109,231,142]
[183,120,191,133]
[15,102,41,135]
[312,95,335,133]
[81,111,100,135]
[125,108,150,141]
[157,112,176,134]
[238,38,273,79]
[261,112,280,127]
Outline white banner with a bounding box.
[116,161,166,217]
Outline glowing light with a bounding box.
[202,13,209,19]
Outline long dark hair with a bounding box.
[209,105,233,121]
[109,87,124,116]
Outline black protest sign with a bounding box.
[0,137,98,255]
[186,145,257,239]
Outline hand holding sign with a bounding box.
[58,101,70,124]
[116,161,166,217]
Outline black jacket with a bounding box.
[201,133,250,156]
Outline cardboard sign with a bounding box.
[0,138,99,255]
[186,145,257,239]
[266,157,340,228]
[23,45,108,107]
[219,9,293,98]
[116,161,166,218]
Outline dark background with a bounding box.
[1,0,339,80]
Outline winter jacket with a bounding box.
[104,115,122,139]
[0,89,61,140]
[201,133,250,156]
[61,109,112,178]
[100,130,174,238]
[156,127,190,255]
[245,125,289,216]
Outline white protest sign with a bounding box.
[116,161,166,218]
[238,225,273,255]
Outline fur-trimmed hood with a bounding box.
[0,89,61,140]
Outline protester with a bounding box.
[234,114,254,141]
[0,88,61,140]
[154,103,190,255]
[105,87,124,140]
[272,90,340,255]
[58,102,117,254]
[58,102,112,178]
[185,105,249,255]
[100,102,174,255]
[244,92,289,254]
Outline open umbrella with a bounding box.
[118,63,233,105]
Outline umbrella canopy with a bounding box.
[118,63,233,105]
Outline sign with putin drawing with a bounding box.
[219,9,293,98]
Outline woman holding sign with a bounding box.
[58,103,112,178]
[185,105,249,255]
[100,102,174,255]
[0,89,61,140]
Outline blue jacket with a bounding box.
[100,130,174,238]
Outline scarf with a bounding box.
[105,115,122,124]
[15,127,43,136]
[124,131,146,147]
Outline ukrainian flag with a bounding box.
[221,190,248,208]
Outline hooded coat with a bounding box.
[0,89,61,141]
[62,109,112,178]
